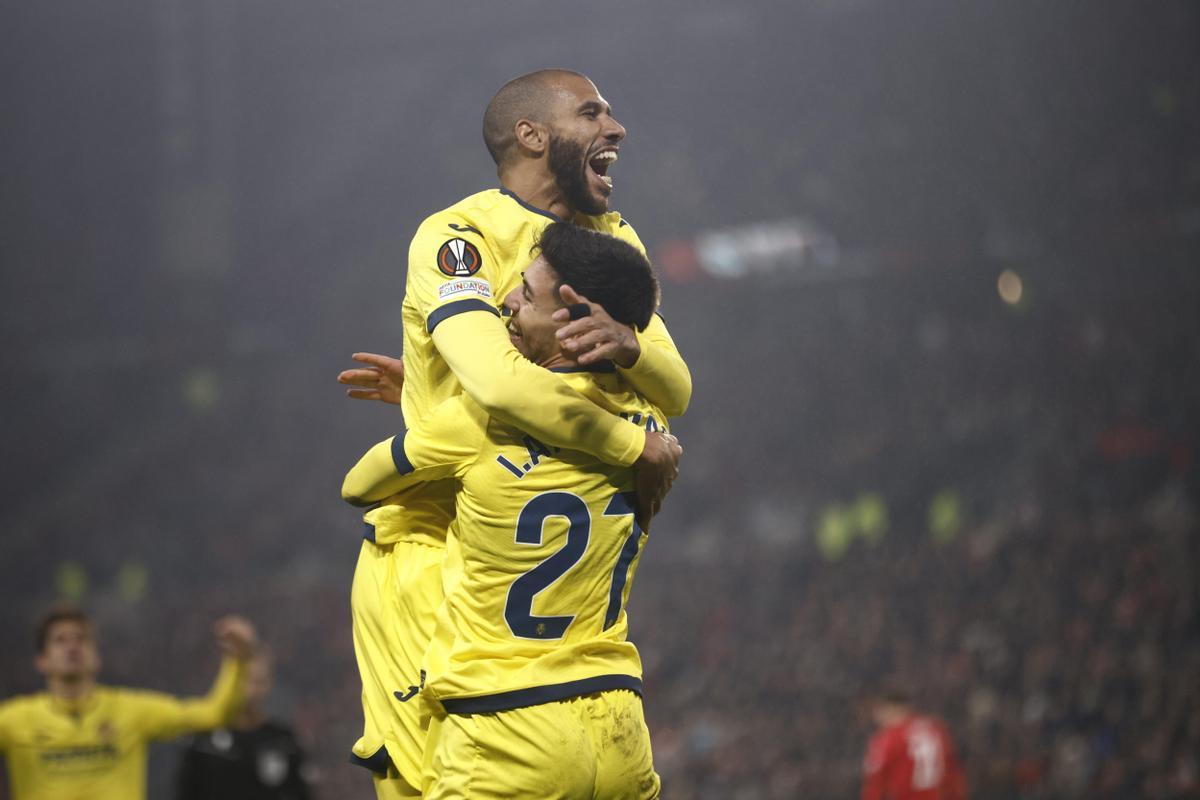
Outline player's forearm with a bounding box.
[433,313,645,466]
[618,315,691,417]
[180,657,247,731]
[342,436,410,505]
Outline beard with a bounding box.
[548,134,606,216]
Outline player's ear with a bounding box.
[514,118,548,157]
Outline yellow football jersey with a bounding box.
[0,659,245,800]
[359,188,684,548]
[343,368,666,712]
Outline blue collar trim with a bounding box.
[499,188,563,222]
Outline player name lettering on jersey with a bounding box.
[495,435,561,479]
[494,411,665,480]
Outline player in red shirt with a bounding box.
[861,687,967,800]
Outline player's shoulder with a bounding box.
[561,371,667,433]
[578,209,645,256]
[0,691,47,716]
[416,189,519,237]
[104,683,168,708]
[577,208,635,235]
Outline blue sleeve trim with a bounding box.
[425,298,499,334]
[348,744,391,775]
[441,674,642,715]
[390,433,414,475]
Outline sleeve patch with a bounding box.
[438,278,493,302]
[437,238,483,277]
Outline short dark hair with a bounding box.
[483,69,588,166]
[36,606,91,653]
[535,222,659,331]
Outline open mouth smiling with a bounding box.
[587,147,618,192]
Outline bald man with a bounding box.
[339,70,689,798]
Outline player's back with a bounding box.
[863,715,965,800]
[421,367,666,713]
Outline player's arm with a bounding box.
[412,216,646,466]
[433,307,681,528]
[0,698,18,751]
[554,287,691,417]
[342,397,483,505]
[412,219,681,525]
[431,312,645,464]
[554,215,691,417]
[130,616,257,741]
[860,733,890,800]
[599,217,691,416]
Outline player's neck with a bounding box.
[877,707,911,727]
[538,352,575,371]
[499,169,574,221]
[48,675,96,703]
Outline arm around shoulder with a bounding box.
[432,310,646,467]
[620,313,691,417]
[341,397,484,504]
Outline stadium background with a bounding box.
[2,1,1198,797]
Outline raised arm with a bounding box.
[131,616,256,741]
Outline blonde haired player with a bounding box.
[338,69,689,797]
[345,223,673,798]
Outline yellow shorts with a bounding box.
[350,538,445,791]
[424,689,659,799]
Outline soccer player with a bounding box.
[0,606,257,800]
[175,647,313,800]
[343,223,670,798]
[862,687,967,800]
[338,69,690,797]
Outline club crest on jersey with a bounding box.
[437,238,483,277]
